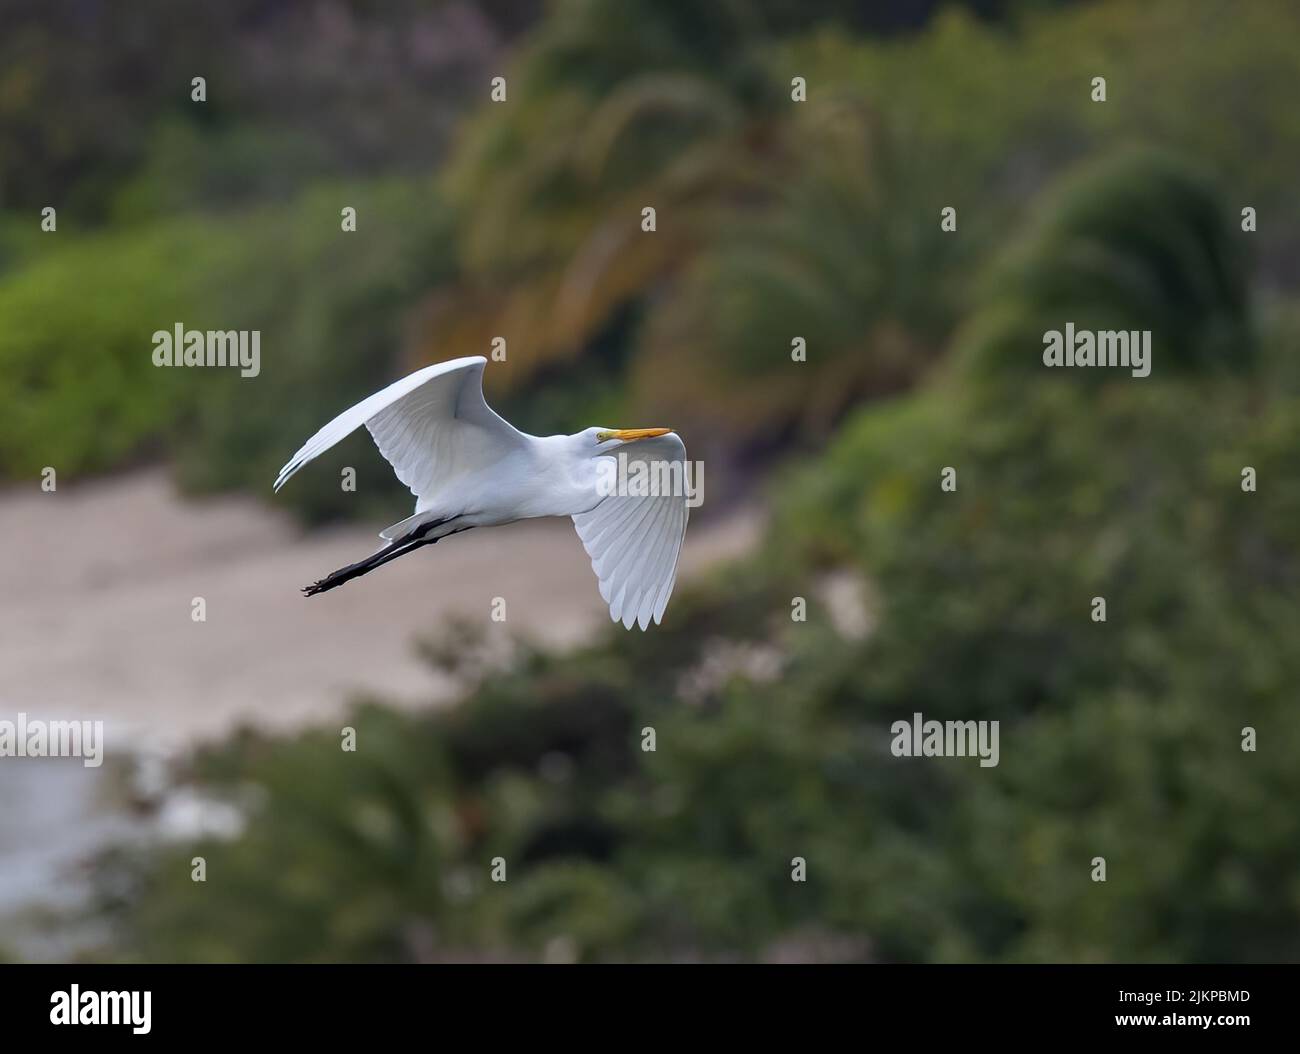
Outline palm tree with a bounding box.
[420,1,791,396]
[633,103,972,448]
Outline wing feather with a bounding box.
[274,356,524,500]
[572,434,690,630]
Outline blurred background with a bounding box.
[2,0,1299,962]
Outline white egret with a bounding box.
[274,356,689,629]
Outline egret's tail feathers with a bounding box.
[379,509,443,541]
[301,518,471,596]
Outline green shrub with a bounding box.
[958,150,1254,379]
[0,178,454,521]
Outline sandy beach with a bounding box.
[1,468,757,748]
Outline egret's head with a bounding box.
[591,426,673,451]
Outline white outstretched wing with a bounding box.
[274,356,525,500]
[572,433,690,630]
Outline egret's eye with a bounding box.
[595,431,613,443]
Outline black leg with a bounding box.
[301,522,473,596]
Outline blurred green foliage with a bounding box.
[0,0,531,217]
[958,149,1255,378]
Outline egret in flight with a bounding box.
[274,356,689,629]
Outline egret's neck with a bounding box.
[524,433,606,517]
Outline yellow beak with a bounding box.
[599,427,673,443]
